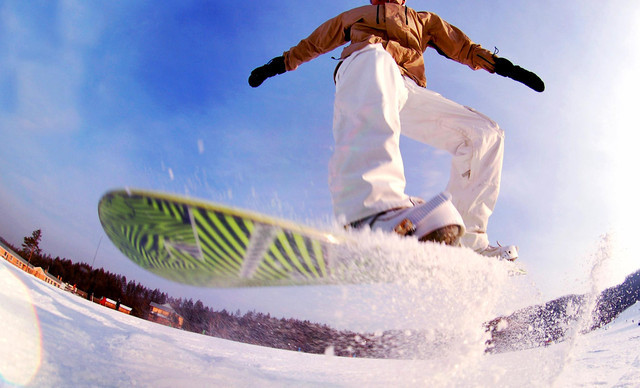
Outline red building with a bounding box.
[98,297,132,315]
[148,302,184,328]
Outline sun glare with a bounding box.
[609,14,640,285]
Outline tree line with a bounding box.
[5,230,170,318]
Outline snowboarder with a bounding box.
[249,0,544,260]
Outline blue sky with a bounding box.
[1,0,639,321]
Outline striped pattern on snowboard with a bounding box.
[98,189,341,287]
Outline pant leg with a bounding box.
[399,79,504,251]
[329,44,412,223]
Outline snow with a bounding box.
[1,245,639,387]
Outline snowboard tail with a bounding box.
[98,189,341,287]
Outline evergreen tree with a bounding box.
[22,229,42,263]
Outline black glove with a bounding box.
[248,56,286,88]
[494,57,545,92]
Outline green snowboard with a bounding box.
[98,189,344,287]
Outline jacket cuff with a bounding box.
[473,46,496,73]
[283,51,299,72]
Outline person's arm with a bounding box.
[421,12,544,92]
[249,8,364,88]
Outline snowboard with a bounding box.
[98,189,344,287]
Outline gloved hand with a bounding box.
[494,57,545,92]
[248,56,286,87]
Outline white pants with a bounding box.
[329,44,504,251]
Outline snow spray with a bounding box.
[548,233,615,386]
[327,226,519,385]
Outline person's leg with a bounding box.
[331,46,465,245]
[399,79,504,251]
[330,44,411,224]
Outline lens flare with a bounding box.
[0,264,43,386]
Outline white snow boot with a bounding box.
[349,192,465,246]
[478,243,519,261]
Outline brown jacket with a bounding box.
[283,2,496,87]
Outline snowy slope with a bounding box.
[1,253,639,387]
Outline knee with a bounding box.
[481,122,504,157]
[485,121,504,145]
[466,118,504,159]
[463,106,503,143]
[465,120,503,153]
